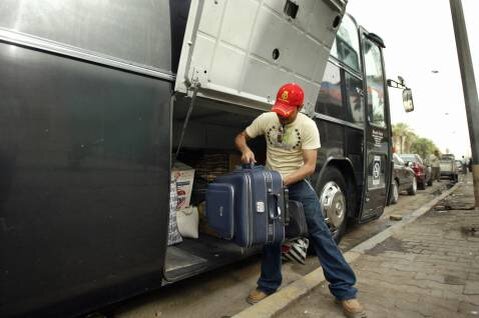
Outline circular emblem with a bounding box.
[373,162,380,179]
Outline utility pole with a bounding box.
[449,0,479,207]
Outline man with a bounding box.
[462,156,468,175]
[235,83,366,318]
[429,150,441,182]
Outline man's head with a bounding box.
[271,83,304,125]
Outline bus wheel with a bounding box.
[317,167,348,243]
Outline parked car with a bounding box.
[440,154,459,182]
[398,154,431,190]
[390,153,417,204]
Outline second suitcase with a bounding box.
[285,200,308,239]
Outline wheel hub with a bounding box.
[320,181,346,230]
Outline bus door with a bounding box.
[360,30,391,221]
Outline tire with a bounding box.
[407,177,417,195]
[389,180,399,204]
[427,178,433,186]
[316,167,349,243]
[418,177,426,190]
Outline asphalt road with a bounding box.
[107,178,456,318]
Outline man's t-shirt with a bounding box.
[245,112,320,177]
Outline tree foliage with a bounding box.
[392,123,417,153]
[392,122,439,160]
[410,137,439,160]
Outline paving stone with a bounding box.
[464,295,479,306]
[414,272,446,283]
[465,282,479,295]
[458,301,479,315]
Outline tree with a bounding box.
[410,137,439,160]
[392,123,417,153]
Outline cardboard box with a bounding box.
[172,162,195,209]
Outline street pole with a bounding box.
[449,0,479,207]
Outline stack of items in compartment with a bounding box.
[194,153,230,182]
[168,153,243,242]
[193,153,242,238]
[191,152,242,204]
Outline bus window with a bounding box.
[316,62,343,119]
[345,73,364,124]
[331,15,360,72]
[364,39,386,127]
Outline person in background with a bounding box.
[462,156,468,174]
[235,83,366,318]
[429,150,441,182]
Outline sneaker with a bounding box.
[246,288,270,305]
[339,299,367,318]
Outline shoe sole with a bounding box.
[246,297,259,305]
[246,295,269,305]
[246,292,271,305]
[343,311,367,318]
[335,300,367,318]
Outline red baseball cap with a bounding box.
[271,83,304,117]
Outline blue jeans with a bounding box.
[257,180,357,300]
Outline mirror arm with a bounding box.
[387,78,408,90]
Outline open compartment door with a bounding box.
[175,0,348,113]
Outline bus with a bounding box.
[0,0,412,317]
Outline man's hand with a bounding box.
[235,131,257,164]
[283,149,317,186]
[283,175,293,187]
[241,149,257,164]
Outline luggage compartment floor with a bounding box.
[165,246,207,273]
[165,235,260,282]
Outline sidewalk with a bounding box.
[235,177,479,318]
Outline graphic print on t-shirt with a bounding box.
[266,124,302,150]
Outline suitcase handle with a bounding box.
[269,192,282,220]
[242,163,255,169]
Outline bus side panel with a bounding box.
[316,120,345,164]
[0,43,171,317]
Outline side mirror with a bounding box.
[402,88,414,112]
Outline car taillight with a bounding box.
[411,162,420,174]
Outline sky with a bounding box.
[347,0,478,158]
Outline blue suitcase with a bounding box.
[206,164,286,247]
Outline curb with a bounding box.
[232,182,460,318]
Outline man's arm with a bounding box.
[235,131,257,164]
[283,149,317,186]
